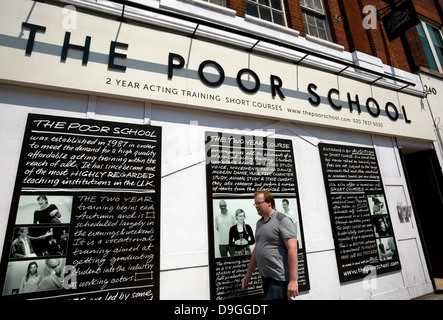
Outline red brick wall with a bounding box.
[415,0,442,24]
[323,0,350,51]
[227,0,245,17]
[284,0,304,35]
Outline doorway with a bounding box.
[401,148,443,292]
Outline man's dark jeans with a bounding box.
[262,277,288,300]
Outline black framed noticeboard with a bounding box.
[205,131,310,300]
[319,143,401,283]
[0,114,161,300]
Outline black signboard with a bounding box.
[205,131,309,300]
[0,114,161,300]
[382,0,420,41]
[319,143,401,283]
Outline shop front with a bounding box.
[414,70,443,292]
[0,0,437,299]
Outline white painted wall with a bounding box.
[0,83,434,299]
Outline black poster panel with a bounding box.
[382,0,420,42]
[319,143,401,283]
[0,114,161,300]
[205,131,309,300]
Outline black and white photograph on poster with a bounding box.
[377,237,399,261]
[9,226,69,259]
[2,258,67,296]
[372,215,393,238]
[318,143,401,283]
[368,194,387,215]
[211,198,263,300]
[0,114,162,300]
[213,199,256,259]
[15,195,73,225]
[206,131,310,300]
[278,197,302,250]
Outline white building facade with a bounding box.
[0,0,438,299]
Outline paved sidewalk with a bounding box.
[413,292,443,300]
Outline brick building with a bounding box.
[0,0,441,300]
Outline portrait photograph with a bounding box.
[212,198,257,259]
[2,258,67,296]
[15,195,73,224]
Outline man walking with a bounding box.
[242,190,298,300]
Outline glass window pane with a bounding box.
[259,7,272,22]
[316,16,325,29]
[313,0,323,13]
[246,2,259,17]
[417,24,439,71]
[318,29,327,40]
[306,13,315,25]
[304,0,314,10]
[203,0,224,4]
[259,0,269,6]
[308,25,318,37]
[427,25,443,67]
[273,12,285,26]
[271,0,282,10]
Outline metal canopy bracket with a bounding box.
[248,40,260,52]
[396,84,410,92]
[294,54,309,65]
[336,66,349,75]
[119,4,126,22]
[369,76,384,84]
[191,24,199,38]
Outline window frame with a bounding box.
[200,0,227,6]
[245,0,288,27]
[418,20,443,73]
[299,0,331,42]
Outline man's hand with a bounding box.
[241,276,250,290]
[287,279,298,299]
[284,238,298,300]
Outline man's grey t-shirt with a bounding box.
[255,210,297,282]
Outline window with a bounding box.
[201,0,225,5]
[417,21,443,72]
[246,0,286,26]
[300,0,330,41]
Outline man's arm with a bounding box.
[242,245,258,290]
[284,237,298,299]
